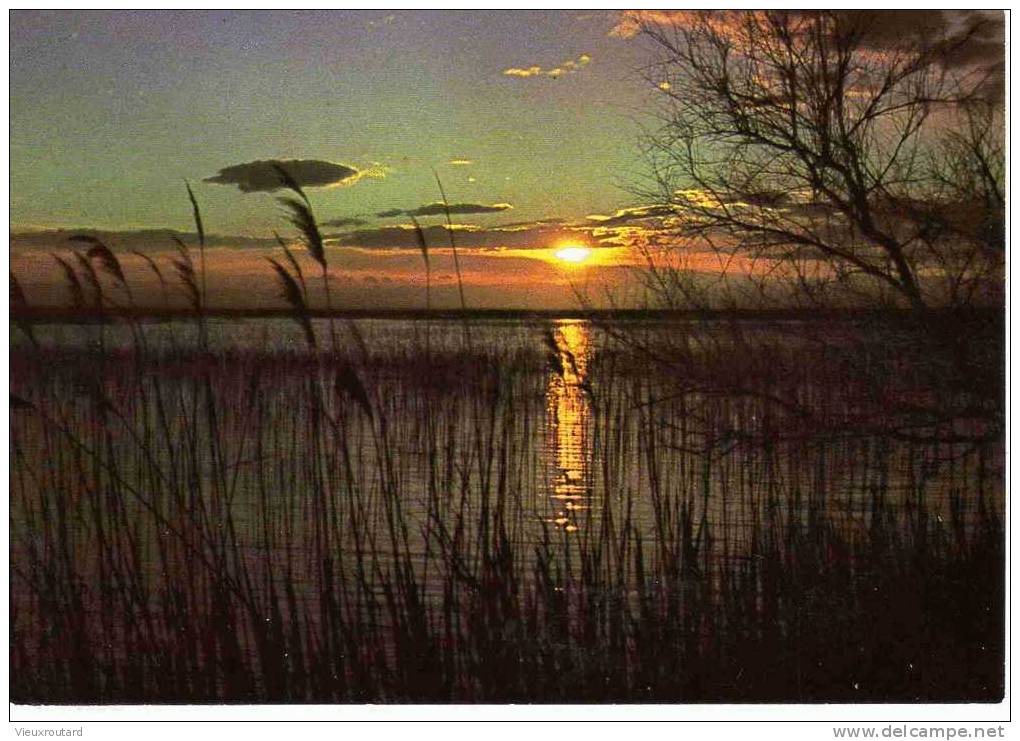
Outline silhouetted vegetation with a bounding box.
[9,182,1003,704]
[638,10,1004,312]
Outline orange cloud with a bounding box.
[503,53,591,79]
[610,10,698,38]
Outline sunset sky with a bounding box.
[11,10,680,308]
[11,11,659,230]
[9,10,1005,310]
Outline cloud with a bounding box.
[203,158,382,193]
[376,202,513,218]
[504,66,543,78]
[587,205,676,226]
[611,10,1003,71]
[9,228,278,254]
[320,217,370,228]
[853,11,1002,63]
[321,194,846,256]
[322,209,682,253]
[8,194,853,270]
[496,217,569,230]
[610,10,691,38]
[503,53,591,79]
[326,220,574,251]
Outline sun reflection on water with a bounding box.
[544,319,593,533]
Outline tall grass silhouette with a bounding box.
[8,187,1004,703]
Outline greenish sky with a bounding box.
[10,10,656,235]
[12,10,1000,311]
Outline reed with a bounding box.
[8,196,1004,704]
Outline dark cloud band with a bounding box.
[376,202,513,218]
[327,221,570,250]
[321,217,370,228]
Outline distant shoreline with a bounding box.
[11,306,1004,324]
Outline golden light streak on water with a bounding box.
[544,319,593,532]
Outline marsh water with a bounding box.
[10,315,1004,701]
[15,317,626,544]
[14,316,989,543]
[11,315,1000,567]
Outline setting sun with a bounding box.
[554,245,593,264]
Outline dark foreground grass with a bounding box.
[9,180,1004,703]
[9,309,1004,704]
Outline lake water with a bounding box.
[12,315,998,556]
[9,314,1004,701]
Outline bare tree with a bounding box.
[636,10,1004,311]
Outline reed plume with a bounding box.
[274,231,308,300]
[267,257,316,350]
[52,255,86,309]
[130,249,170,307]
[71,251,104,311]
[10,271,37,347]
[273,165,325,271]
[277,195,326,271]
[73,236,133,302]
[273,163,337,351]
